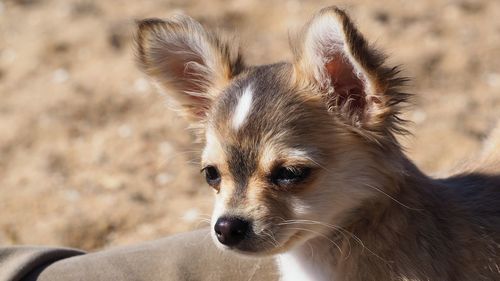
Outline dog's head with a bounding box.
[136,7,408,255]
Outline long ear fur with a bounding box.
[135,15,244,122]
[291,7,410,142]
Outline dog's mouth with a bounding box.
[212,226,308,256]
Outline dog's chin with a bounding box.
[210,229,308,257]
[211,237,282,257]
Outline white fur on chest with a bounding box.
[277,244,336,281]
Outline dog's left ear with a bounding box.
[292,7,408,134]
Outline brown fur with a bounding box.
[135,6,500,281]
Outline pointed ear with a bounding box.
[292,7,409,135]
[135,15,244,121]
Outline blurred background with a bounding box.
[0,0,499,251]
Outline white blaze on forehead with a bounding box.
[231,85,254,130]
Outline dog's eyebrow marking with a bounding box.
[288,149,310,158]
[232,84,253,130]
[202,128,220,162]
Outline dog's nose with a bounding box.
[214,217,250,246]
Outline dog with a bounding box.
[135,6,500,281]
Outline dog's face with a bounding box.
[203,64,340,254]
[136,7,407,255]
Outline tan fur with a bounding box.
[135,6,500,281]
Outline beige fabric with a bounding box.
[0,228,278,281]
[0,246,84,281]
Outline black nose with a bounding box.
[214,217,250,246]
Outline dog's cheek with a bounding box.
[289,196,312,217]
[288,182,332,221]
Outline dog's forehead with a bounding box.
[205,63,328,169]
[205,63,312,192]
[213,63,299,138]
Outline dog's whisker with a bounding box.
[359,182,423,212]
[276,219,394,263]
[286,227,343,254]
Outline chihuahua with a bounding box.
[135,6,500,281]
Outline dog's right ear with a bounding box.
[135,16,244,122]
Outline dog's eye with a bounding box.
[271,166,311,187]
[202,165,221,188]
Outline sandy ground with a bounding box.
[0,0,499,251]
